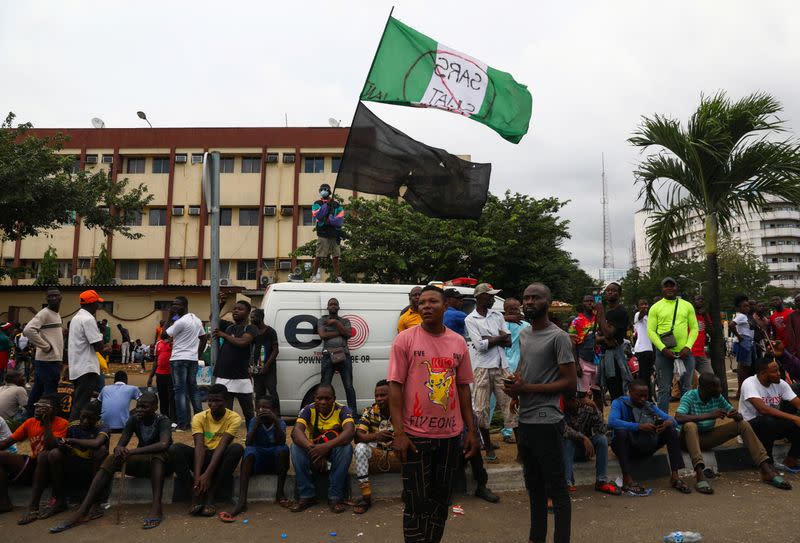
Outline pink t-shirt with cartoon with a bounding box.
[388,325,474,439]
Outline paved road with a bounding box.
[1,471,795,542]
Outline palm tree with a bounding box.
[630,92,800,397]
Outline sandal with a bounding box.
[764,475,792,490]
[49,518,87,534]
[189,504,204,516]
[289,498,317,513]
[329,500,346,514]
[485,453,499,464]
[353,499,371,514]
[142,517,162,530]
[595,482,622,496]
[218,511,237,523]
[671,479,692,494]
[18,510,39,525]
[199,505,216,517]
[621,483,649,496]
[694,480,714,494]
[277,498,292,508]
[38,502,68,520]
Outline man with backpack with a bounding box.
[310,183,345,283]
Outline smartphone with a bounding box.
[502,377,515,386]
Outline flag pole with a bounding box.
[332,6,394,195]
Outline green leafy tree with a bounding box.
[92,244,114,285]
[630,92,800,395]
[0,113,152,275]
[34,245,59,286]
[293,192,598,305]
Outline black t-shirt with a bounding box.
[122,413,171,447]
[54,380,74,419]
[605,305,630,346]
[251,326,278,366]
[214,320,258,380]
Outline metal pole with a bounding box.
[209,151,221,367]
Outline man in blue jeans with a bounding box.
[23,288,64,418]
[731,294,757,398]
[289,384,354,513]
[166,296,208,431]
[562,392,619,495]
[317,298,357,415]
[647,277,699,412]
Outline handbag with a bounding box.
[658,298,680,350]
[328,346,347,365]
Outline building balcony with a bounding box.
[760,227,800,239]
[766,262,800,272]
[761,245,800,256]
[759,209,800,221]
[769,278,800,290]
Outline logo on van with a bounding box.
[342,314,369,350]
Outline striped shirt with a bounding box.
[676,389,732,433]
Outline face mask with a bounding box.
[319,190,330,198]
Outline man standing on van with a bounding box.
[398,286,423,333]
[310,183,345,283]
[318,298,357,415]
[389,285,478,543]
[166,296,208,431]
[23,287,64,418]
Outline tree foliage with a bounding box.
[0,113,153,243]
[292,192,598,304]
[34,245,59,286]
[92,244,114,285]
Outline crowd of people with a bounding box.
[0,278,799,542]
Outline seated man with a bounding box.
[170,384,243,517]
[738,358,800,470]
[608,379,690,495]
[220,395,289,522]
[50,392,172,532]
[676,372,788,493]
[0,395,68,516]
[98,370,141,432]
[0,370,28,424]
[19,402,110,525]
[290,383,354,514]
[562,392,619,495]
[353,380,396,514]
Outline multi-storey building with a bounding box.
[633,198,800,292]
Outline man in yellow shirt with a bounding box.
[170,384,243,517]
[397,286,423,333]
[646,277,699,412]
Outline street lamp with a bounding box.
[679,274,705,291]
[136,111,152,128]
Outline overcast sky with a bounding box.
[3,0,800,277]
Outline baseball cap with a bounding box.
[0,322,14,332]
[79,290,105,304]
[443,288,464,299]
[473,283,501,296]
[661,277,677,286]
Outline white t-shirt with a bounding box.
[213,377,254,394]
[738,375,797,421]
[632,312,652,353]
[733,313,754,339]
[166,313,205,361]
[68,308,103,380]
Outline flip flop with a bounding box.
[764,475,792,490]
[18,510,39,525]
[671,479,692,494]
[218,511,237,523]
[277,498,292,508]
[49,518,87,534]
[142,517,162,530]
[38,503,68,520]
[189,504,204,516]
[199,505,216,517]
[289,498,317,513]
[695,480,714,494]
[353,499,371,514]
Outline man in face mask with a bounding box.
[310,183,345,283]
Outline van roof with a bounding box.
[266,282,477,295]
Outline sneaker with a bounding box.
[336,276,346,283]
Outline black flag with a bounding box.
[334,102,491,219]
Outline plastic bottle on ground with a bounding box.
[663,531,703,542]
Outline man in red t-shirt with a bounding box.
[691,295,713,375]
[388,285,478,543]
[769,295,794,346]
[0,394,68,516]
[147,332,174,420]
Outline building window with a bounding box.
[123,210,143,226]
[204,260,231,280]
[302,207,314,226]
[304,156,324,173]
[152,157,170,174]
[191,153,204,164]
[169,258,182,269]
[78,258,91,269]
[331,156,342,173]
[149,208,168,226]
[146,261,164,280]
[220,208,232,226]
[188,205,201,216]
[237,260,257,280]
[119,260,139,280]
[127,157,145,174]
[56,261,70,279]
[154,300,172,310]
[220,157,234,173]
[241,156,261,174]
[185,258,198,269]
[239,208,259,226]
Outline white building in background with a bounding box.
[598,267,628,283]
[633,198,800,292]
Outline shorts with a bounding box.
[244,444,288,474]
[315,236,341,258]
[100,452,168,477]
[577,358,598,393]
[736,338,755,367]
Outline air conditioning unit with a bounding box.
[280,206,293,216]
[278,261,292,270]
[110,277,121,286]
[191,154,204,164]
[263,206,276,216]
[259,275,271,288]
[282,153,296,164]
[101,155,113,164]
[219,278,231,287]
[172,206,185,216]
[188,206,201,216]
[85,155,98,164]
[266,153,279,164]
[71,275,84,285]
[175,154,188,164]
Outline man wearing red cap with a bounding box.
[68,291,108,420]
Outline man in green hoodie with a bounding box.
[647,277,699,412]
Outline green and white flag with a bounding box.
[361,16,533,144]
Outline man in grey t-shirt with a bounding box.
[504,283,577,543]
[317,298,356,414]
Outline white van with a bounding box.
[261,282,499,417]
